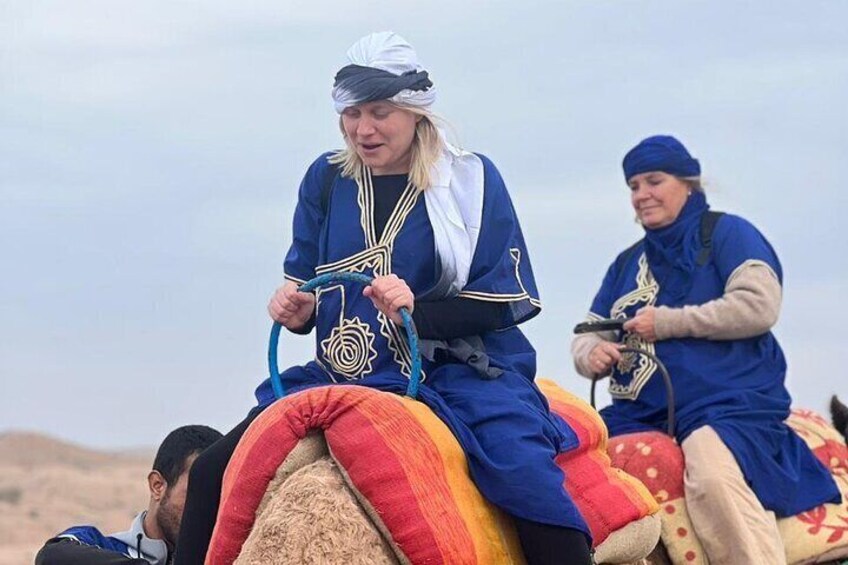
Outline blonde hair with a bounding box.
[680,176,704,192]
[328,104,444,190]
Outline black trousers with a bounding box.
[173,408,592,565]
[515,517,593,565]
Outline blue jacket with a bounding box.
[36,512,170,565]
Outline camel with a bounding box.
[205,382,663,565]
[203,387,848,565]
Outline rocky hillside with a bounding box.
[0,431,152,565]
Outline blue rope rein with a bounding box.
[268,272,422,400]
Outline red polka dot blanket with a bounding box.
[608,409,848,564]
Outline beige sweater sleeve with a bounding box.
[571,325,616,380]
[654,260,782,340]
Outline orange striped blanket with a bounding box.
[207,380,659,564]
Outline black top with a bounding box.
[371,174,507,340]
[36,538,150,565]
[371,173,409,241]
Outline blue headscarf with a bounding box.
[623,135,708,304]
[623,135,700,181]
[643,191,709,304]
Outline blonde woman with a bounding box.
[174,33,592,564]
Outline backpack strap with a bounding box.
[319,161,341,215]
[613,239,643,289]
[613,210,725,287]
[696,211,724,266]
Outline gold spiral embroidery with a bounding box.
[609,253,659,400]
[320,316,378,380]
[314,169,425,381]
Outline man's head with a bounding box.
[146,425,222,547]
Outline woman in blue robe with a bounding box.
[175,32,591,565]
[571,135,841,563]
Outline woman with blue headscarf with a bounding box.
[571,135,841,564]
[174,32,592,564]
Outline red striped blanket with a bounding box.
[207,380,660,564]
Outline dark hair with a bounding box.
[152,425,222,484]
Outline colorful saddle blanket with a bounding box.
[608,409,848,565]
[206,380,660,564]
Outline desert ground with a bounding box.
[0,431,152,565]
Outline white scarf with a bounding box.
[422,143,485,299]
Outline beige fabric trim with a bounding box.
[654,260,782,341]
[456,247,542,309]
[571,313,617,379]
[284,273,308,285]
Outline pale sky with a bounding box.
[2,1,846,448]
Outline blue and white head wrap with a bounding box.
[622,135,701,182]
[331,32,436,114]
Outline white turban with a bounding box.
[331,31,436,113]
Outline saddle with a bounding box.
[608,409,848,564]
[206,380,661,564]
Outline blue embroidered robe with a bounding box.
[255,152,590,536]
[589,200,840,517]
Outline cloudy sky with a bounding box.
[2,1,846,448]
